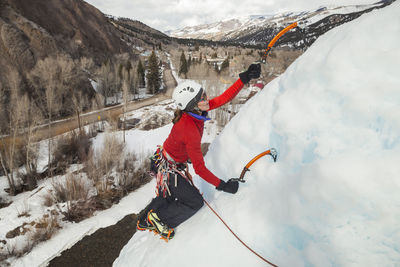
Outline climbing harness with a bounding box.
[150,146,187,198]
[150,146,194,198]
[147,146,187,242]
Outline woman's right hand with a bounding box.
[239,63,261,84]
[216,179,239,194]
[197,100,209,111]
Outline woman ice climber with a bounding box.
[137,63,261,241]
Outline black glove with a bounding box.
[216,179,239,194]
[239,63,261,84]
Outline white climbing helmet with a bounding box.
[172,81,203,110]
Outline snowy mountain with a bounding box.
[115,1,400,266]
[167,1,394,47]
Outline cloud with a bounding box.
[84,0,378,31]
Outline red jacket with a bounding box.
[163,79,244,187]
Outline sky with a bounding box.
[84,0,379,32]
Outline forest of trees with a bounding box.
[0,51,162,196]
[178,50,232,79]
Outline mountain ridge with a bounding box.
[167,1,395,48]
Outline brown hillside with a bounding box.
[0,0,136,124]
[2,0,129,65]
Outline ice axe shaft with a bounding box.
[261,22,298,63]
[236,148,277,182]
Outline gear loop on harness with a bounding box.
[150,146,190,198]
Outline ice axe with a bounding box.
[232,148,278,183]
[258,22,298,64]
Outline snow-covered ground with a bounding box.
[0,105,170,266]
[115,3,400,267]
[8,181,156,267]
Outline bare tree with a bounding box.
[121,66,135,142]
[187,61,214,80]
[0,82,7,131]
[20,94,42,190]
[28,54,87,175]
[98,61,117,106]
[0,82,11,193]
[121,78,129,143]
[128,61,137,99]
[0,71,25,195]
[71,90,88,134]
[45,85,59,176]
[90,133,124,193]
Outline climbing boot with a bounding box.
[137,214,155,231]
[147,210,175,241]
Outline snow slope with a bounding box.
[115,3,400,267]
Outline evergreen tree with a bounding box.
[146,51,161,94]
[137,60,145,88]
[179,51,188,78]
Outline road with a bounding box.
[52,64,177,136]
[1,61,177,145]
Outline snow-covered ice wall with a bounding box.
[115,2,400,266]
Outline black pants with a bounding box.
[145,173,204,228]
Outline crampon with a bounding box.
[147,210,175,242]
